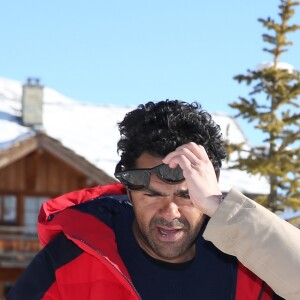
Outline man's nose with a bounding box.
[160,201,181,222]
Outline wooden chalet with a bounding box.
[0,132,115,296]
[0,80,116,297]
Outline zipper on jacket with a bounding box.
[70,235,142,300]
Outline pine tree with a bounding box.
[227,0,300,213]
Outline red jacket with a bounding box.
[7,183,274,300]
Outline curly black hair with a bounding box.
[117,100,226,171]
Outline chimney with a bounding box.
[22,77,44,127]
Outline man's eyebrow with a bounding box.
[144,187,189,197]
[144,187,168,196]
[175,189,189,197]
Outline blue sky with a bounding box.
[1,0,299,145]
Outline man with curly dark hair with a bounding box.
[116,100,225,171]
[7,100,299,300]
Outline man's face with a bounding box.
[129,152,206,263]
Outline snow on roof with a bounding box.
[0,77,269,194]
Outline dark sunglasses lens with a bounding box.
[120,170,150,190]
[157,164,184,183]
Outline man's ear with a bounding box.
[215,169,220,181]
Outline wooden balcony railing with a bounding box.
[0,226,41,267]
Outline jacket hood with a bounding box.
[37,183,126,247]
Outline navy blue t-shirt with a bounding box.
[114,206,238,300]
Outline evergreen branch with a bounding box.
[227,0,300,212]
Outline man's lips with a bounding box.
[156,226,184,241]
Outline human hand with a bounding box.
[162,142,222,216]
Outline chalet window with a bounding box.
[24,196,48,234]
[0,195,17,224]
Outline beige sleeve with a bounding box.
[203,188,300,300]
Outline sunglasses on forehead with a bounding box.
[114,162,185,191]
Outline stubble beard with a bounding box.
[133,217,198,261]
